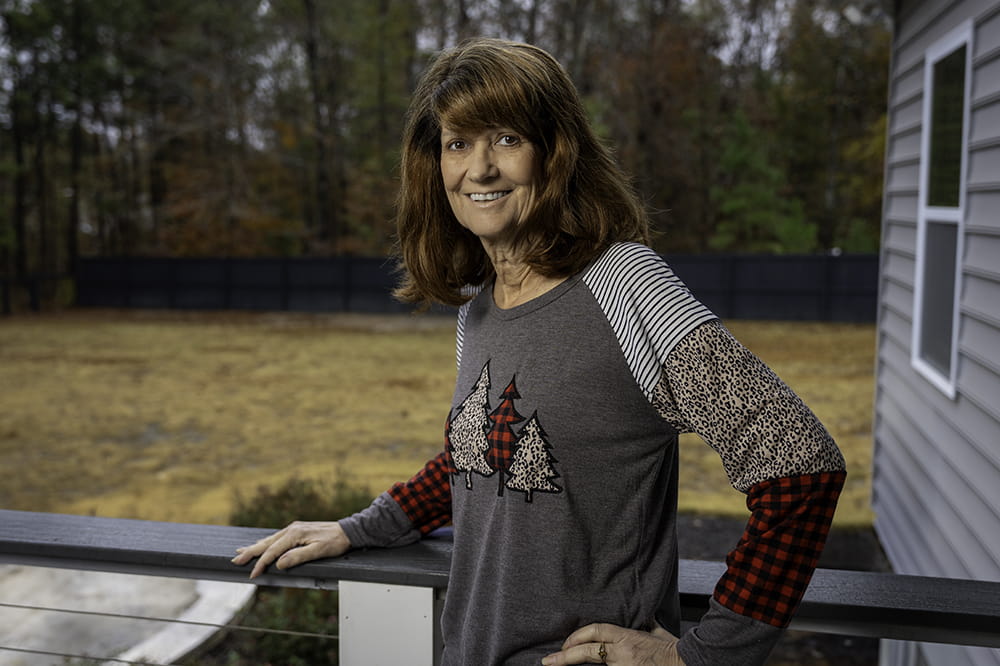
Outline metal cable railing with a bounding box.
[0,599,339,640]
[0,594,339,665]
[2,645,165,666]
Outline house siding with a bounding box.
[875,0,1000,664]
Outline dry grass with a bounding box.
[0,310,875,527]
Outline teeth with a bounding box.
[469,192,509,202]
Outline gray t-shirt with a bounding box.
[439,242,714,664]
[341,242,841,664]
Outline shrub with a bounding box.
[230,475,375,529]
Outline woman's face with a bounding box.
[439,125,538,248]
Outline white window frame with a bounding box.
[911,20,973,400]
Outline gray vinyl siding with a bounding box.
[875,1,1000,664]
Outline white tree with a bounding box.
[448,361,495,489]
[506,413,561,502]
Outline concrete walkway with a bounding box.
[0,565,255,665]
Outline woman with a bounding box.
[233,38,846,666]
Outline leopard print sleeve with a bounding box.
[655,319,847,634]
[652,319,845,491]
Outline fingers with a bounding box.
[541,640,606,665]
[230,528,288,576]
[230,531,281,566]
[230,521,350,579]
[561,623,619,650]
[542,624,617,665]
[249,539,288,579]
[562,623,677,648]
[247,532,295,579]
[544,623,683,666]
[271,539,329,572]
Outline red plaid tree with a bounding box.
[487,377,526,497]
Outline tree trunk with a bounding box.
[67,0,84,274]
[525,0,539,44]
[376,0,390,173]
[11,81,29,281]
[32,52,51,277]
[302,0,337,244]
[456,0,472,42]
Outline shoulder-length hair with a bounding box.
[394,37,650,308]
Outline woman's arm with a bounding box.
[654,320,847,665]
[384,449,454,535]
[232,450,454,577]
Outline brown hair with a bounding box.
[393,37,650,308]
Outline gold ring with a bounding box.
[598,642,607,663]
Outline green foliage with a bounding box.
[196,587,340,666]
[709,110,815,253]
[836,113,887,253]
[2,0,890,278]
[770,0,891,250]
[194,475,374,665]
[837,217,882,254]
[230,475,375,529]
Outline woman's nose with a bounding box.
[468,144,498,181]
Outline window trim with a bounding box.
[911,20,973,400]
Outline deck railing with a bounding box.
[2,509,1000,664]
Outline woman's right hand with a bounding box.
[231,521,352,579]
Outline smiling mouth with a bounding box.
[468,191,511,202]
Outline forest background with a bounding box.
[1,0,890,297]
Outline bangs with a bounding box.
[432,63,545,142]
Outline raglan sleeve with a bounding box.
[652,320,847,666]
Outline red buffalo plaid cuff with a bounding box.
[388,450,454,535]
[714,470,846,627]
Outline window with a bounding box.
[912,21,972,399]
[927,46,967,207]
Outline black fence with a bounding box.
[663,253,878,322]
[76,256,413,315]
[75,253,879,322]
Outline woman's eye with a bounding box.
[497,135,520,146]
[445,140,466,151]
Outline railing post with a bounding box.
[338,580,443,665]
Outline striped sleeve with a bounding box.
[456,301,471,371]
[582,243,718,402]
[455,284,485,370]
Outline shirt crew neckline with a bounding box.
[487,267,587,320]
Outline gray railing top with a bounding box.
[2,509,999,648]
[0,509,450,590]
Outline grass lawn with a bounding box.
[0,309,875,527]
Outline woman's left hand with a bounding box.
[542,623,685,665]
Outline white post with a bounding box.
[338,580,442,666]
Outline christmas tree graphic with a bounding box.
[486,377,526,497]
[506,412,562,502]
[447,361,495,489]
